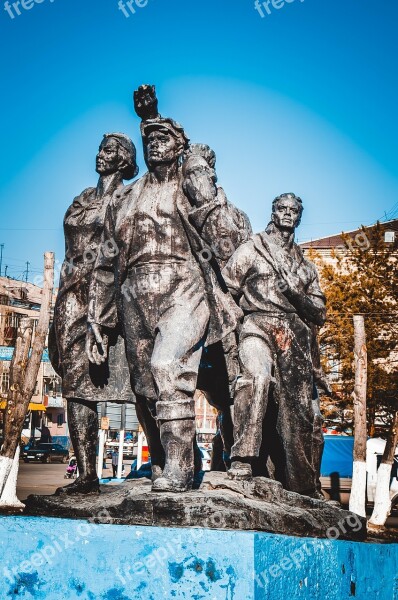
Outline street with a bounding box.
[16,460,132,501]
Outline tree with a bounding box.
[0,252,54,510]
[311,223,398,433]
[368,410,398,531]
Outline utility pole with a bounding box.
[0,244,4,277]
[349,315,368,517]
[4,266,8,278]
[25,262,30,283]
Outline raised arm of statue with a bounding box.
[134,84,160,121]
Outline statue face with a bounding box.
[146,130,181,166]
[96,138,122,175]
[272,198,301,231]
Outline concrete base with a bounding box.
[0,516,397,599]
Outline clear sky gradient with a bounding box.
[1,0,397,282]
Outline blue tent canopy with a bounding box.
[320,436,354,478]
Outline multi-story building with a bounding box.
[195,390,218,444]
[299,219,397,266]
[0,276,68,446]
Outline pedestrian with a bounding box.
[111,448,119,478]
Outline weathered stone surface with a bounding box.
[24,472,366,541]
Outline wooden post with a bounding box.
[0,252,54,508]
[368,410,398,531]
[117,404,126,479]
[97,403,108,479]
[137,426,144,470]
[349,315,368,517]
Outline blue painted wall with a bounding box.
[0,517,397,599]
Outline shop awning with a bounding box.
[0,401,46,411]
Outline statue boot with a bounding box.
[135,395,165,483]
[228,375,270,481]
[152,418,195,493]
[56,400,100,495]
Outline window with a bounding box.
[327,358,341,382]
[0,372,9,395]
[43,377,62,397]
[1,312,28,346]
[385,231,395,243]
[57,413,64,427]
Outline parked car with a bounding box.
[22,443,69,464]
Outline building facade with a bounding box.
[0,276,68,446]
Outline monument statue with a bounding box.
[222,193,327,497]
[49,133,138,495]
[25,87,367,544]
[86,87,242,493]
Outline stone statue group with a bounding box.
[50,85,329,499]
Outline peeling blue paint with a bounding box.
[70,578,86,596]
[168,561,185,582]
[101,587,131,600]
[0,517,397,599]
[205,558,221,582]
[6,571,45,598]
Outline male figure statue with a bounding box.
[182,142,253,468]
[87,91,242,493]
[222,193,327,497]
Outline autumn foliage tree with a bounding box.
[310,223,398,435]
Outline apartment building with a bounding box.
[0,276,68,445]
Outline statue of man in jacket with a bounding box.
[223,193,327,497]
[86,93,242,493]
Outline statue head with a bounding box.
[271,193,303,231]
[96,133,139,180]
[142,118,189,169]
[183,143,216,170]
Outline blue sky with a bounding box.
[0,0,397,282]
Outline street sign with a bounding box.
[100,416,110,430]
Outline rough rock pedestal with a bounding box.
[25,472,366,541]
